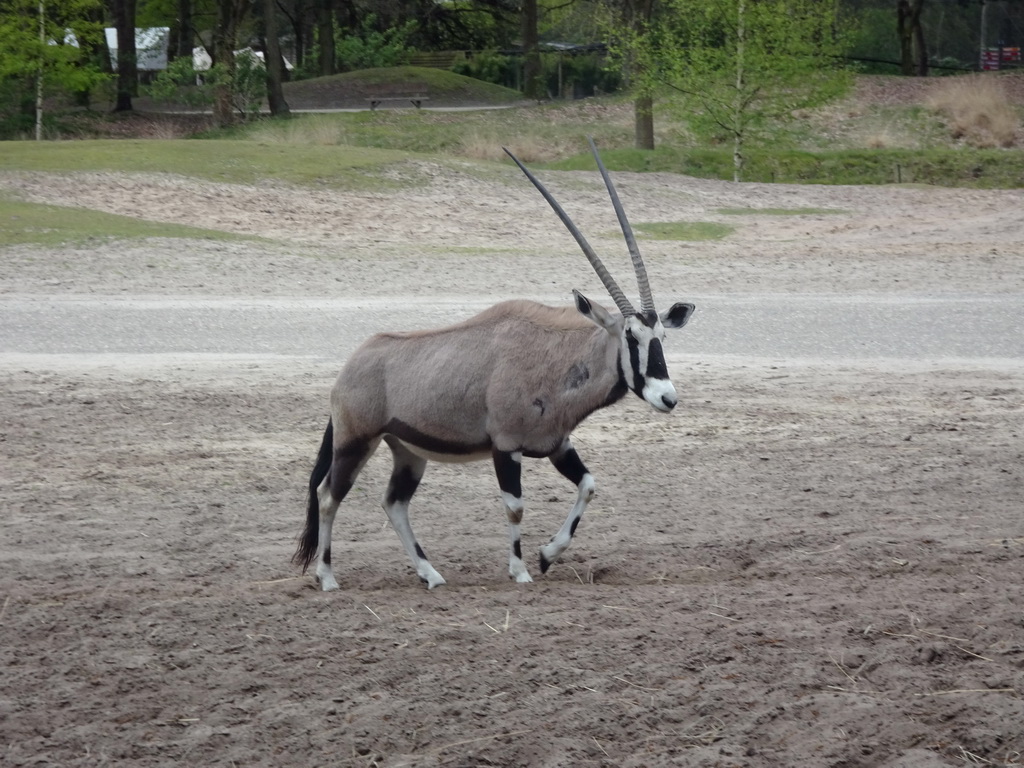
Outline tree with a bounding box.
[109,0,137,110]
[261,0,289,115]
[211,0,249,126]
[639,0,850,179]
[0,0,107,137]
[897,0,927,75]
[315,0,334,75]
[603,0,668,150]
[521,0,542,98]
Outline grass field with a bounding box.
[15,69,1024,187]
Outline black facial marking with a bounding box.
[640,309,658,327]
[565,363,590,390]
[323,547,331,565]
[551,447,588,487]
[415,543,428,561]
[386,464,421,506]
[513,539,523,560]
[645,338,669,380]
[626,333,645,394]
[493,450,522,498]
[385,418,491,456]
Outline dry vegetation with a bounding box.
[457,129,580,163]
[926,74,1022,147]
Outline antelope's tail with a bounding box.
[293,420,333,572]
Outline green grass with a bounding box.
[0,140,417,189]
[0,198,250,246]
[547,145,1024,188]
[9,70,1024,188]
[632,221,734,241]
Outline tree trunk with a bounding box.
[111,0,138,111]
[913,5,929,76]
[173,0,193,61]
[36,0,44,139]
[897,0,926,77]
[213,0,243,127]
[264,0,290,116]
[626,0,656,150]
[316,0,335,76]
[635,93,654,150]
[733,0,746,181]
[521,0,542,99]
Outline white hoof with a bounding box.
[419,563,446,589]
[424,575,447,590]
[510,560,534,583]
[318,574,340,592]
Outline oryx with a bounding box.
[294,139,695,590]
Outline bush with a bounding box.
[145,53,266,119]
[452,51,518,89]
[334,15,415,72]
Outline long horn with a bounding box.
[503,147,635,316]
[587,137,655,315]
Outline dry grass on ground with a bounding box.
[926,74,1022,147]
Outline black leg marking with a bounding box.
[539,551,551,574]
[415,543,428,561]
[513,539,522,560]
[551,447,588,487]
[386,465,422,506]
[569,517,581,537]
[323,546,331,565]
[493,450,522,498]
[330,438,371,500]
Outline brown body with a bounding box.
[335,301,624,460]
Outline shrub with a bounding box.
[334,15,415,72]
[452,51,517,89]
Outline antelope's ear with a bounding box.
[573,289,619,332]
[662,302,695,329]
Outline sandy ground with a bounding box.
[1,159,1023,767]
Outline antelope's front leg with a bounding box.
[493,449,532,583]
[540,438,595,573]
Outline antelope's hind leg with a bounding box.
[493,449,532,583]
[540,438,595,574]
[315,435,379,591]
[382,437,445,589]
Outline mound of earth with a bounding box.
[282,66,525,110]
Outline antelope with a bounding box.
[294,139,695,590]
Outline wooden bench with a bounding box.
[367,84,430,110]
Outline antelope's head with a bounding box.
[505,139,695,413]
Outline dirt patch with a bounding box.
[1,165,1023,766]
